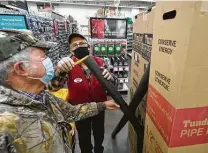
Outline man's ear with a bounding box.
[13,62,29,77]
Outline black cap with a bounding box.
[68,33,87,45]
[0,30,52,62]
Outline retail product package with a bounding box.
[107,41,115,56]
[121,40,127,55]
[114,41,122,55]
[100,41,107,56]
[128,8,155,153]
[91,19,104,38]
[93,41,101,56]
[143,1,208,153]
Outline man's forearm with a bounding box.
[56,97,106,123]
[97,102,106,112]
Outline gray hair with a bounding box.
[0,48,30,82]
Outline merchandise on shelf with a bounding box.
[0,4,78,65]
[92,40,126,57]
[90,17,127,39]
[107,41,114,56]
[100,41,107,56]
[27,15,54,42]
[89,17,129,93]
[49,19,72,64]
[28,15,71,64]
[114,41,122,55]
[93,41,101,56]
[127,24,133,53]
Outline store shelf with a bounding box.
[118,78,129,83]
[127,33,133,36]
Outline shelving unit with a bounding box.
[127,23,133,53]
[89,17,129,94]
[27,11,73,64]
[27,15,55,42]
[0,4,78,65]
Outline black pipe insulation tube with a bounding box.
[83,56,141,136]
[111,63,150,152]
[111,64,150,138]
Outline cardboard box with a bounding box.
[128,8,155,153]
[143,1,208,153]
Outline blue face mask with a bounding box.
[40,57,54,84]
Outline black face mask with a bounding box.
[74,47,89,59]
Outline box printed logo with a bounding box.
[147,84,208,147]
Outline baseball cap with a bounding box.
[68,33,87,45]
[0,30,52,62]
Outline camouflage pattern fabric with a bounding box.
[0,85,105,153]
[0,29,53,62]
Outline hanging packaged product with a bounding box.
[111,57,118,66]
[103,57,111,67]
[53,19,59,35]
[102,41,108,56]
[114,41,122,55]
[114,69,119,78]
[64,21,68,32]
[91,19,98,38]
[93,41,101,56]
[107,41,115,56]
[100,41,107,56]
[117,57,123,66]
[118,71,123,78]
[121,40,127,54]
[117,83,124,90]
[121,56,128,66]
[97,19,104,38]
[123,68,128,78]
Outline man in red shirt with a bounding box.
[49,33,118,153]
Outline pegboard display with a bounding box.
[0,4,79,65]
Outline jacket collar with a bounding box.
[0,85,47,110]
[0,85,66,123]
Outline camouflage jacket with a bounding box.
[0,85,105,153]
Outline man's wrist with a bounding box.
[97,102,106,111]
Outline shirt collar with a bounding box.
[17,90,46,103]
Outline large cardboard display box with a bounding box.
[143,1,208,153]
[128,8,155,153]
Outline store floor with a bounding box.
[74,96,129,153]
[103,109,129,153]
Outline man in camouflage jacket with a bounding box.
[0,30,118,153]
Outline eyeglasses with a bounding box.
[70,42,88,51]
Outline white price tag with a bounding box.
[120,79,124,83]
[119,67,123,71]
[114,67,118,71]
[125,67,129,71]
